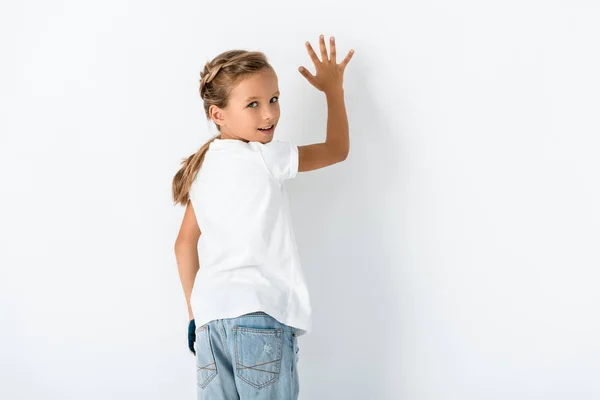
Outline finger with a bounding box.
[329,36,336,64]
[305,41,320,66]
[298,66,316,86]
[319,34,329,62]
[339,49,355,70]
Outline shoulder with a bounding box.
[251,139,298,181]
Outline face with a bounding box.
[210,69,280,144]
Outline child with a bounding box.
[172,35,354,399]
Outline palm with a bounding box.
[299,35,354,93]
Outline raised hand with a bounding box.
[299,35,354,94]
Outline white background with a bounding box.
[1,0,599,399]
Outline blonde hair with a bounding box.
[172,50,274,206]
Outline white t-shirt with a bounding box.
[188,138,312,336]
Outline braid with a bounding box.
[200,56,243,99]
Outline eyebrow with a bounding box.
[245,91,280,102]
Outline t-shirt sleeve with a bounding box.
[258,139,299,182]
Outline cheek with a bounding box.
[233,113,253,128]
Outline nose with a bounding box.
[263,108,277,122]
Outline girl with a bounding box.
[172,35,354,399]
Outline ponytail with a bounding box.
[172,133,221,205]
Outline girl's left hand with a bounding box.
[188,319,196,355]
[299,34,354,94]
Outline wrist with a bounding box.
[324,87,344,97]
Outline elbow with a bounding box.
[339,148,349,161]
[338,141,349,161]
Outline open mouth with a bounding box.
[258,125,274,135]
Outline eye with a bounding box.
[248,96,279,108]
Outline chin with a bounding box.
[256,132,274,143]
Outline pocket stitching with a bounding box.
[233,326,283,389]
[196,325,218,389]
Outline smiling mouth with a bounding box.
[258,125,274,134]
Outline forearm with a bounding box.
[174,240,199,319]
[324,88,349,158]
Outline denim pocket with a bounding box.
[195,325,218,389]
[233,326,283,389]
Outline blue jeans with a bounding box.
[195,311,300,399]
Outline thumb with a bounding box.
[298,66,315,86]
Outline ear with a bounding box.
[209,105,225,126]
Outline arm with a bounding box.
[324,88,349,158]
[298,35,354,172]
[174,200,201,321]
[298,88,349,172]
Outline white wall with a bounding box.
[1,0,599,399]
